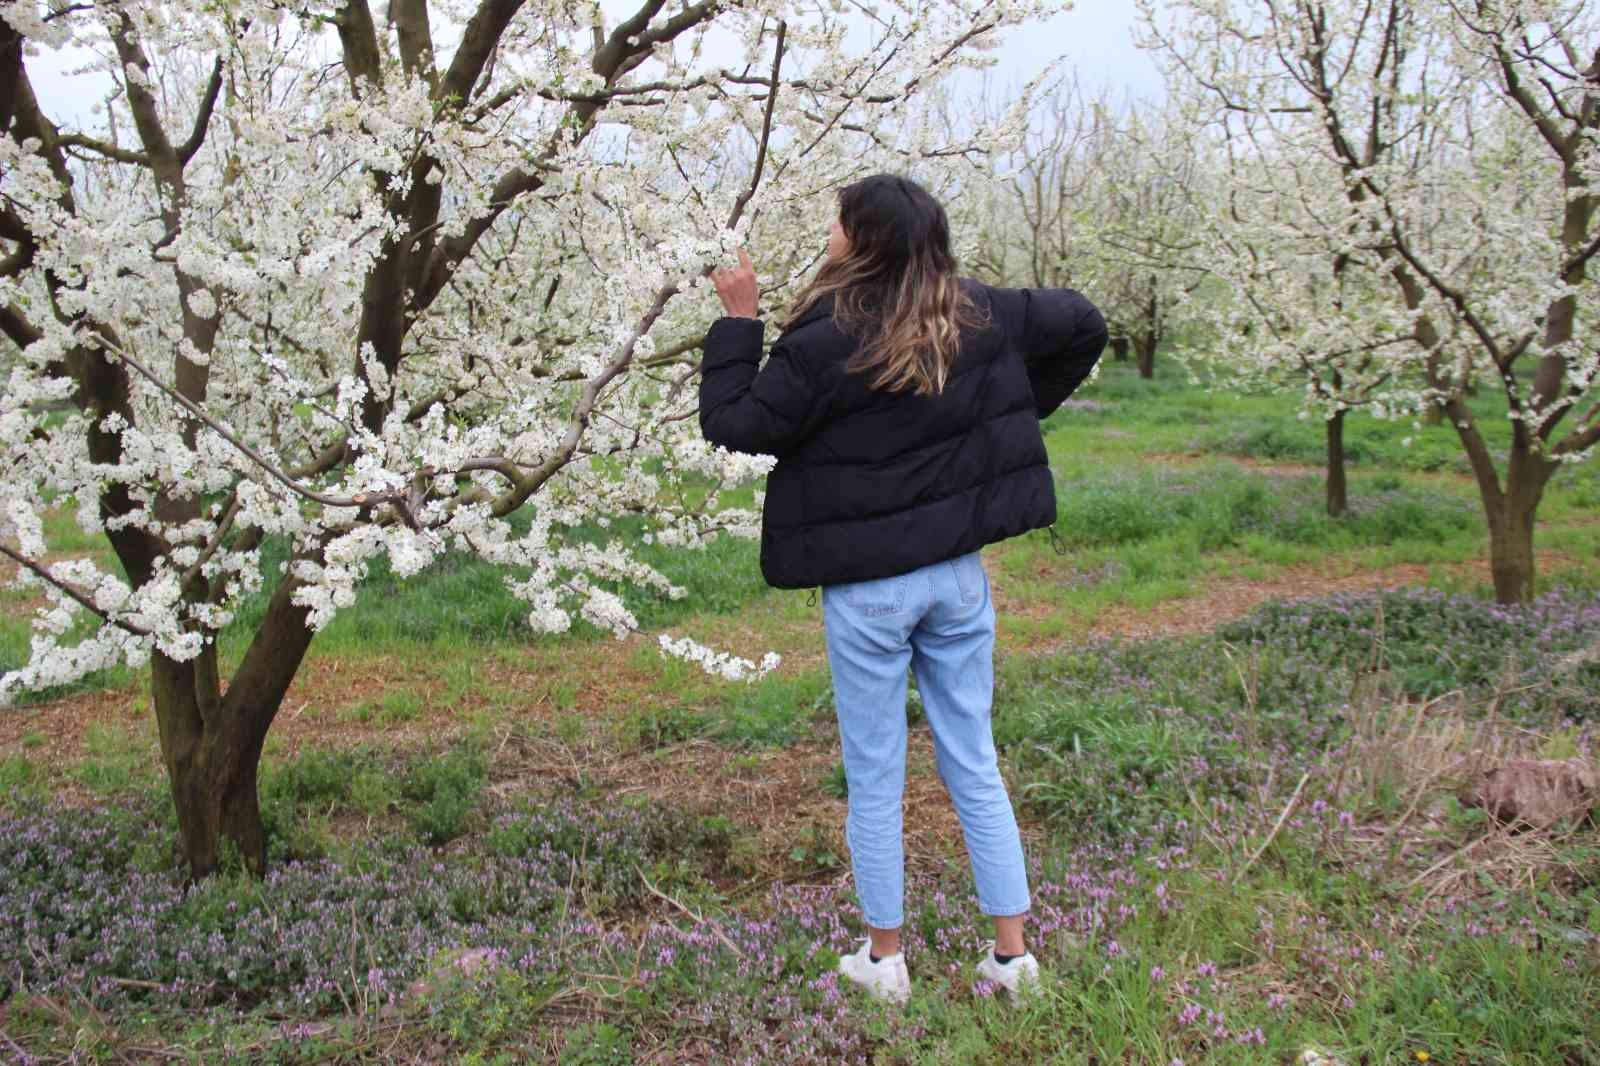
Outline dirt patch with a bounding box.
[0,687,138,778]
[1083,550,1579,641]
[1144,450,1489,492]
[1144,451,1324,479]
[533,726,983,885]
[1086,563,1436,640]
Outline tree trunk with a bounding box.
[1134,333,1156,380]
[153,574,317,879]
[163,708,268,877]
[1482,447,1554,605]
[1485,497,1537,605]
[1325,409,1348,517]
[1109,335,1130,362]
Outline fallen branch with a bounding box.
[636,865,745,958]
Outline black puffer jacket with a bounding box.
[699,280,1107,589]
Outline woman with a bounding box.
[700,174,1107,1004]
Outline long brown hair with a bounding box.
[786,174,986,396]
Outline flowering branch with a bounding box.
[0,543,151,637]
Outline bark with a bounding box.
[0,20,20,134]
[1325,409,1348,518]
[1481,440,1555,605]
[1134,280,1160,379]
[1109,335,1129,362]
[153,573,317,878]
[1134,332,1156,380]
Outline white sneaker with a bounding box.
[837,939,911,1004]
[975,942,1041,1001]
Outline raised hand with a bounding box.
[711,249,760,319]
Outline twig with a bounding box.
[177,493,242,597]
[723,21,786,233]
[1185,784,1235,856]
[1236,772,1311,880]
[1404,832,1494,891]
[635,865,745,958]
[0,1027,33,1062]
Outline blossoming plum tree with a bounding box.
[1142,0,1600,593]
[0,0,1045,877]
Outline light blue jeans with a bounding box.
[822,551,1030,930]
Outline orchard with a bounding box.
[2,1,1598,1061]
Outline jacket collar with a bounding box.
[778,294,835,337]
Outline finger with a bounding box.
[737,248,754,272]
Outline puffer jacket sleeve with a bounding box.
[986,285,1109,419]
[698,316,825,458]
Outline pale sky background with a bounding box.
[22,1,1163,129]
[1009,1,1164,100]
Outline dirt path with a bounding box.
[1088,561,1436,640]
[1143,449,1480,488]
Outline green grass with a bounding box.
[0,753,41,800]
[1060,359,1575,478]
[706,667,834,747]
[71,722,158,795]
[340,688,427,725]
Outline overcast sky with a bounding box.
[23,1,1164,128]
[1003,1,1164,100]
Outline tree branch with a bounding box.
[90,333,374,510]
[0,542,152,636]
[391,0,438,87]
[107,11,179,167]
[58,132,150,164]
[334,0,384,95]
[1562,225,1600,278]
[417,0,720,310]
[1483,20,1571,161]
[724,21,785,231]
[177,58,225,166]
[438,0,526,106]
[486,283,679,517]
[1553,407,1600,457]
[0,17,20,134]
[0,303,41,349]
[177,494,242,597]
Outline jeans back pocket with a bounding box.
[839,573,911,617]
[948,553,985,606]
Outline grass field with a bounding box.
[2,360,1598,1064]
